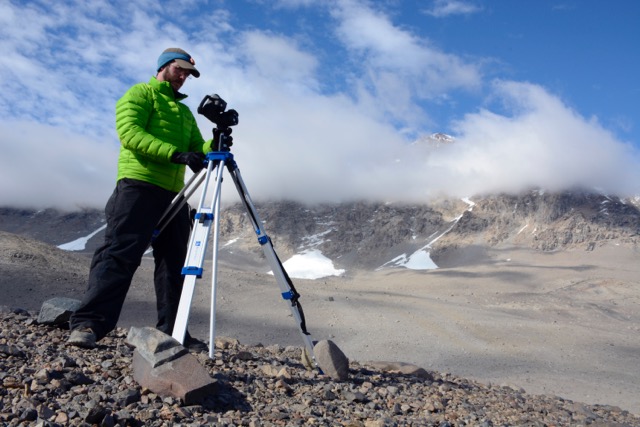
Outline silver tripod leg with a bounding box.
[208,163,224,359]
[153,170,207,243]
[172,158,226,357]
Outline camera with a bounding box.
[198,94,239,130]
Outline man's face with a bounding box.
[159,61,191,91]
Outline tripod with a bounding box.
[153,132,319,369]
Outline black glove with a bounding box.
[171,152,206,173]
[213,127,233,151]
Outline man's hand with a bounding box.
[171,152,206,173]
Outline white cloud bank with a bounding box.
[420,81,640,199]
[0,1,638,210]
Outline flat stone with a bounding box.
[132,350,218,405]
[126,327,188,368]
[364,361,433,380]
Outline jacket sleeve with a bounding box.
[115,84,177,161]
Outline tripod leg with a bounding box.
[225,162,320,369]
[208,171,223,358]
[171,161,225,345]
[173,274,198,343]
[153,170,207,244]
[171,205,213,344]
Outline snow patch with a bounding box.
[58,224,106,251]
[272,249,345,280]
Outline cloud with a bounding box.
[0,0,638,211]
[305,0,484,137]
[331,0,482,104]
[424,81,640,198]
[423,0,483,18]
[0,121,117,210]
[551,3,576,12]
[211,79,640,205]
[240,30,320,93]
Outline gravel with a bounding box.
[1,308,639,427]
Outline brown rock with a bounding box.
[132,350,218,405]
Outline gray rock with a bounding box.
[126,327,188,368]
[36,297,81,325]
[313,339,349,381]
[113,389,141,407]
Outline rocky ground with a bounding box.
[2,197,640,425]
[2,308,639,427]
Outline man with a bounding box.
[68,48,211,351]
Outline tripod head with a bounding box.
[198,94,239,151]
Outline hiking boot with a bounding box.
[184,335,209,353]
[67,328,97,349]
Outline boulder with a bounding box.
[127,327,217,405]
[313,340,349,381]
[37,297,81,325]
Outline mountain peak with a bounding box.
[412,132,455,148]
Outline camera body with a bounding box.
[198,94,238,130]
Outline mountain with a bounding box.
[2,191,640,414]
[1,189,638,274]
[0,207,106,248]
[433,190,640,264]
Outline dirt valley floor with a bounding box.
[2,234,639,415]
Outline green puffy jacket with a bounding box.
[115,76,211,192]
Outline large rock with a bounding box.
[313,339,349,381]
[127,327,218,405]
[132,351,219,405]
[37,297,81,325]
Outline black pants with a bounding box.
[70,178,190,341]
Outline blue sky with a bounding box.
[1,0,639,209]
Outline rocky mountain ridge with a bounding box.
[1,189,638,271]
[436,191,640,260]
